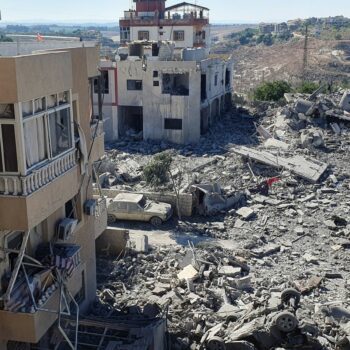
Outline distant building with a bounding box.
[95,0,234,145]
[259,23,275,34]
[274,22,289,34]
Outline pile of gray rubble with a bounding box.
[94,89,350,349]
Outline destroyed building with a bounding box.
[0,47,107,349]
[93,0,234,144]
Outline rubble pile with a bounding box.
[96,89,350,349]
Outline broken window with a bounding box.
[215,73,218,86]
[138,31,149,40]
[153,81,160,87]
[48,107,72,158]
[0,124,18,173]
[127,80,143,91]
[153,71,159,78]
[94,71,109,95]
[164,118,183,130]
[65,197,79,220]
[162,73,189,96]
[174,30,185,41]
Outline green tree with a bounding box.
[253,81,292,101]
[143,151,183,219]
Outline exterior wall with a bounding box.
[116,59,201,144]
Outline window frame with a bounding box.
[164,118,183,130]
[21,91,74,174]
[127,80,143,91]
[138,31,150,41]
[173,30,185,41]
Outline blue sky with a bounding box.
[1,0,349,23]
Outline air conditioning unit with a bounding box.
[84,199,97,216]
[57,218,78,241]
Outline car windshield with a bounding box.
[138,197,147,208]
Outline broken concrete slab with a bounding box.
[294,276,323,294]
[264,138,289,150]
[236,207,255,220]
[295,99,315,114]
[177,265,199,281]
[231,146,328,183]
[218,266,241,277]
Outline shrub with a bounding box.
[296,82,320,94]
[143,151,173,187]
[253,81,292,101]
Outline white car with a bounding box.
[107,193,173,226]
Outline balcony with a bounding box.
[94,197,107,239]
[0,149,80,231]
[0,244,83,343]
[0,149,77,197]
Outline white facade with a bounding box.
[94,53,233,145]
[129,25,211,49]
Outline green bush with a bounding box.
[0,34,13,42]
[296,82,320,94]
[253,81,292,101]
[143,151,173,187]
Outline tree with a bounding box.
[143,151,183,219]
[0,34,13,42]
[253,81,292,101]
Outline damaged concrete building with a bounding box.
[94,0,234,144]
[0,47,108,349]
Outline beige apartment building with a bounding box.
[0,46,106,349]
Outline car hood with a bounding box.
[145,202,172,214]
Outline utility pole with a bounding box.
[302,24,309,81]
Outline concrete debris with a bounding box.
[232,146,328,183]
[94,89,350,349]
[300,128,325,148]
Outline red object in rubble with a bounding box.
[266,177,281,187]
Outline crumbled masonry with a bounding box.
[95,89,350,349]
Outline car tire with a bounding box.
[107,214,116,225]
[150,217,163,227]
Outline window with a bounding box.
[174,30,185,41]
[94,71,109,95]
[48,107,72,158]
[0,124,18,172]
[138,31,149,40]
[153,81,160,87]
[23,115,47,169]
[153,71,159,78]
[162,73,189,96]
[117,202,127,210]
[127,80,143,91]
[214,73,218,86]
[164,118,183,130]
[65,196,81,221]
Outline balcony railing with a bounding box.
[0,149,78,196]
